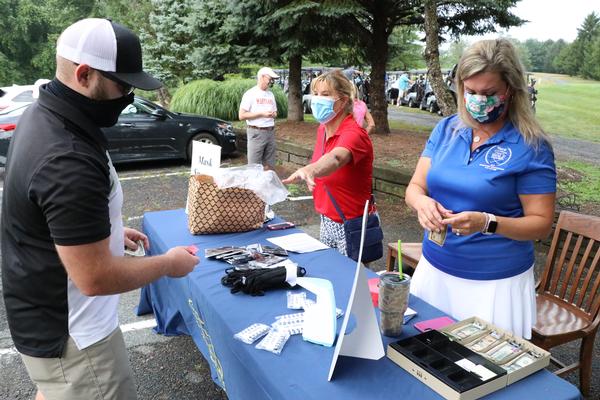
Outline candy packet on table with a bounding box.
[274,312,304,324]
[233,323,270,344]
[272,319,303,335]
[287,291,306,310]
[255,329,291,355]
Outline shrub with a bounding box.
[170,79,287,121]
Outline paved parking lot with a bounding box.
[1,155,597,399]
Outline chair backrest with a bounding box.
[538,211,600,328]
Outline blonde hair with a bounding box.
[456,39,549,146]
[350,84,358,101]
[311,70,353,114]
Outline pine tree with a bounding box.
[140,0,198,104]
[580,35,600,80]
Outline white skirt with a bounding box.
[410,256,536,339]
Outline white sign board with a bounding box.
[327,200,385,381]
[190,141,221,175]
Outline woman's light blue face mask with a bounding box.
[311,95,340,124]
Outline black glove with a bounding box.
[221,266,307,296]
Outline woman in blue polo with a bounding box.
[405,39,556,339]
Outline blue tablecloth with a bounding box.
[137,209,581,400]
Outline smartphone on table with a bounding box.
[266,222,295,231]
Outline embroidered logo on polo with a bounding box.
[479,145,512,171]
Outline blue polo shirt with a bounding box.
[421,115,556,280]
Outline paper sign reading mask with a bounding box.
[191,141,221,175]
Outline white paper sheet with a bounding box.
[404,307,417,324]
[190,141,221,175]
[267,233,329,253]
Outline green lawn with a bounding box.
[557,160,600,204]
[535,73,600,142]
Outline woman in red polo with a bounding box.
[283,70,374,256]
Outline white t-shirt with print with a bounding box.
[240,86,277,128]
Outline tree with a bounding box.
[138,0,198,106]
[441,38,470,68]
[578,12,600,80]
[265,1,357,121]
[553,42,578,75]
[423,0,456,115]
[554,12,600,77]
[542,39,566,73]
[93,0,154,35]
[387,27,425,70]
[580,35,600,80]
[523,39,546,71]
[508,38,532,71]
[188,0,356,122]
[0,0,95,85]
[340,1,524,132]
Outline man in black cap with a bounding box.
[1,18,199,400]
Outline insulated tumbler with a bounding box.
[378,273,411,337]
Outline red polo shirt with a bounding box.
[312,115,374,223]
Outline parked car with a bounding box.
[0,103,30,129]
[0,96,237,166]
[0,85,35,111]
[0,79,50,111]
[0,103,32,164]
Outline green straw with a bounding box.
[397,239,403,280]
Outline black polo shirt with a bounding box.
[1,85,112,357]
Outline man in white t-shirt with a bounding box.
[239,67,279,170]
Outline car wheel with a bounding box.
[429,103,437,113]
[187,132,218,160]
[408,99,414,108]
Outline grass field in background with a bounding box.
[557,160,600,204]
[534,73,600,143]
[384,73,600,142]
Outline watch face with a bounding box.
[488,220,498,233]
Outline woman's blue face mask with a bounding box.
[311,95,339,124]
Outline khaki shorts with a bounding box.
[20,328,137,400]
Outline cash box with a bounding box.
[387,317,550,400]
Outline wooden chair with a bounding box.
[385,242,422,273]
[531,211,600,397]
